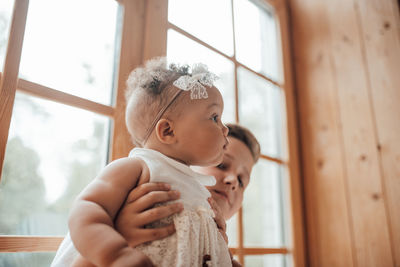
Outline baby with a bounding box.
[54,58,232,266]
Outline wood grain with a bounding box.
[111,0,146,160]
[0,0,29,180]
[0,236,63,252]
[355,0,400,265]
[289,0,354,265]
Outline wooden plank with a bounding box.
[355,0,400,265]
[237,208,244,265]
[17,79,114,117]
[111,0,146,160]
[230,0,240,123]
[288,0,355,266]
[0,0,29,180]
[142,0,169,62]
[276,2,306,266]
[0,236,63,252]
[259,154,285,164]
[230,247,288,255]
[325,0,394,266]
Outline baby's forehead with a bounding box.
[175,85,223,104]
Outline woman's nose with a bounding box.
[224,174,238,190]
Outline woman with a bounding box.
[115,123,260,266]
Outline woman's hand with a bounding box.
[115,182,184,247]
[208,197,242,266]
[208,197,228,244]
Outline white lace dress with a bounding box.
[132,148,232,267]
[51,148,231,267]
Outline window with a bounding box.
[0,0,121,265]
[166,0,304,266]
[0,0,304,266]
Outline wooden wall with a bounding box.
[287,0,400,266]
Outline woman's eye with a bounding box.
[237,176,244,187]
[238,177,244,187]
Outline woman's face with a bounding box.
[192,136,255,219]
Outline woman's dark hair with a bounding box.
[226,123,260,162]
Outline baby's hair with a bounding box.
[125,57,190,98]
[125,57,193,147]
[226,123,260,162]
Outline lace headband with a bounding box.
[141,63,218,145]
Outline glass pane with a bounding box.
[19,0,121,105]
[245,254,287,267]
[238,67,284,158]
[168,0,234,56]
[167,29,236,123]
[243,159,286,247]
[0,0,14,72]
[226,213,238,247]
[234,0,281,82]
[0,252,56,267]
[0,92,109,235]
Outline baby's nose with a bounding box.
[222,123,229,137]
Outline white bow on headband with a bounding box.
[172,63,219,99]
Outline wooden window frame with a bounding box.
[0,0,305,266]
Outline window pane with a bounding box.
[243,159,286,247]
[226,213,238,247]
[167,29,236,123]
[0,252,56,267]
[234,0,281,82]
[0,92,109,235]
[168,0,234,56]
[245,254,287,267]
[19,0,121,105]
[0,0,14,72]
[238,67,284,158]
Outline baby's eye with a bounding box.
[217,163,226,170]
[211,114,219,123]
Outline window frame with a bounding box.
[0,0,305,266]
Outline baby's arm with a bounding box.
[68,157,152,267]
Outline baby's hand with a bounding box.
[115,182,183,247]
[208,197,228,244]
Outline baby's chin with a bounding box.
[204,153,224,166]
[211,149,225,165]
[192,152,224,167]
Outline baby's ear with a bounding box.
[155,119,176,144]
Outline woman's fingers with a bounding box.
[137,202,184,225]
[125,182,171,204]
[208,197,226,232]
[127,225,176,246]
[219,229,229,244]
[128,190,181,213]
